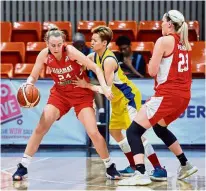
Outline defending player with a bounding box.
[72,25,167,181]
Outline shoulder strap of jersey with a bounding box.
[94,53,97,64]
[102,55,119,72]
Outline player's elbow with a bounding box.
[148,66,158,77]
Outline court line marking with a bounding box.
[1,170,117,188]
[2,157,51,171]
[27,178,117,188]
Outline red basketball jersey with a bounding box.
[154,34,192,99]
[46,46,91,93]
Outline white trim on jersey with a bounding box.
[145,96,163,119]
[127,105,138,121]
[113,71,123,84]
[156,55,173,88]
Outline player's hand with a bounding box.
[72,76,88,88]
[102,86,113,101]
[19,82,34,89]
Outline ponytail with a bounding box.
[178,22,191,51]
[165,10,191,51]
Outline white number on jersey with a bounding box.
[178,53,188,72]
[58,73,71,81]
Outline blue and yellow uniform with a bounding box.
[94,48,142,129]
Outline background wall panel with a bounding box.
[0,0,205,40]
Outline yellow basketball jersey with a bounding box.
[94,48,138,103]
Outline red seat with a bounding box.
[14,63,45,78]
[77,21,107,41]
[1,22,12,42]
[12,22,42,44]
[190,41,205,77]
[131,42,154,64]
[1,42,25,65]
[108,21,138,42]
[42,21,72,41]
[85,42,91,48]
[26,42,47,63]
[187,21,200,41]
[0,63,14,78]
[107,42,119,52]
[137,21,162,43]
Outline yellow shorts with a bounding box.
[109,86,141,130]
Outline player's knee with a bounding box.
[126,121,146,141]
[153,123,177,147]
[109,129,122,141]
[35,124,49,135]
[87,129,101,140]
[153,123,165,138]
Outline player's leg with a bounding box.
[118,105,152,186]
[109,99,136,176]
[78,107,121,180]
[153,98,198,180]
[12,104,61,181]
[142,136,167,181]
[110,129,136,176]
[132,88,167,181]
[122,86,162,176]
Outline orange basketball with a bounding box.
[17,84,40,108]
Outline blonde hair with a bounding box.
[164,10,191,51]
[44,24,66,42]
[91,26,113,45]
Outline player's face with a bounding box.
[91,33,106,52]
[161,16,170,36]
[119,45,131,57]
[48,36,64,56]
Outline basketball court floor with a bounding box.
[1,148,205,190]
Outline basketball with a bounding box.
[17,84,40,108]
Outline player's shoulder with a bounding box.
[104,56,117,63]
[158,35,175,45]
[155,36,175,51]
[38,47,49,58]
[87,52,95,61]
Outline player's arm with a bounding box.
[87,52,95,62]
[66,45,108,88]
[102,57,117,87]
[72,57,117,94]
[26,48,47,84]
[66,45,113,100]
[88,57,117,92]
[72,76,104,94]
[148,37,165,77]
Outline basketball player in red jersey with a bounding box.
[12,26,121,181]
[118,10,198,186]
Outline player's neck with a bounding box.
[96,47,107,58]
[54,53,63,61]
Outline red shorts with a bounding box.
[47,86,94,119]
[145,95,190,126]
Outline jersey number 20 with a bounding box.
[178,53,188,72]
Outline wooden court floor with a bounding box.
[1,149,205,190]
